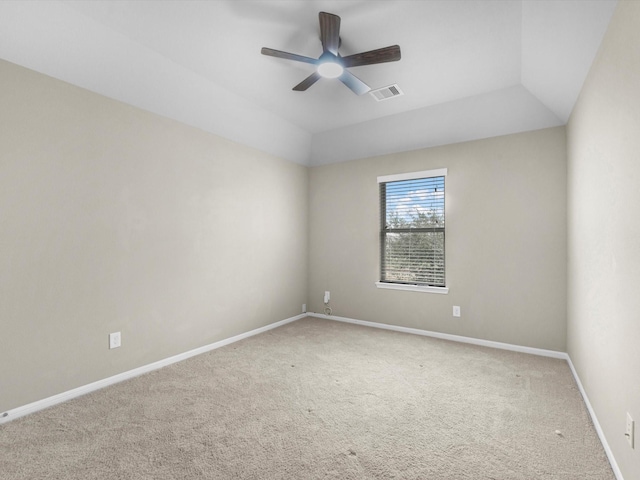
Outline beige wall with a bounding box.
[0,59,308,412]
[567,1,640,478]
[309,127,567,351]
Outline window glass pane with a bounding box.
[385,177,444,229]
[383,231,445,286]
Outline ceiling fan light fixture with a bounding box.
[261,12,401,94]
[317,61,344,79]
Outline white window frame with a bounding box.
[376,168,449,294]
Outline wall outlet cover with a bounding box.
[109,332,121,349]
[626,412,634,448]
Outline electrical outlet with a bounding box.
[453,306,461,317]
[626,412,634,448]
[324,291,330,304]
[302,303,307,313]
[109,332,121,349]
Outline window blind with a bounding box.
[380,174,446,287]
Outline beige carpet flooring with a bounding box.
[0,317,614,479]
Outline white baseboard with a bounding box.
[1,311,624,480]
[309,311,623,479]
[309,312,567,359]
[566,356,624,480]
[0,313,305,425]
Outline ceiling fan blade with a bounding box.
[319,12,340,55]
[341,45,401,68]
[261,47,318,65]
[339,70,371,96]
[293,72,322,91]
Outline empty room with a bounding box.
[1,1,638,478]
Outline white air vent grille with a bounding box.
[370,84,404,101]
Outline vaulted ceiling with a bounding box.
[0,1,618,165]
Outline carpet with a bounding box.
[0,317,614,479]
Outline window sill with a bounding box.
[375,282,449,294]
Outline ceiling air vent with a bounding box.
[370,84,404,102]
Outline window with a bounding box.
[377,169,447,294]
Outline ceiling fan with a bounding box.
[261,11,401,95]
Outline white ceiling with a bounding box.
[0,0,618,166]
